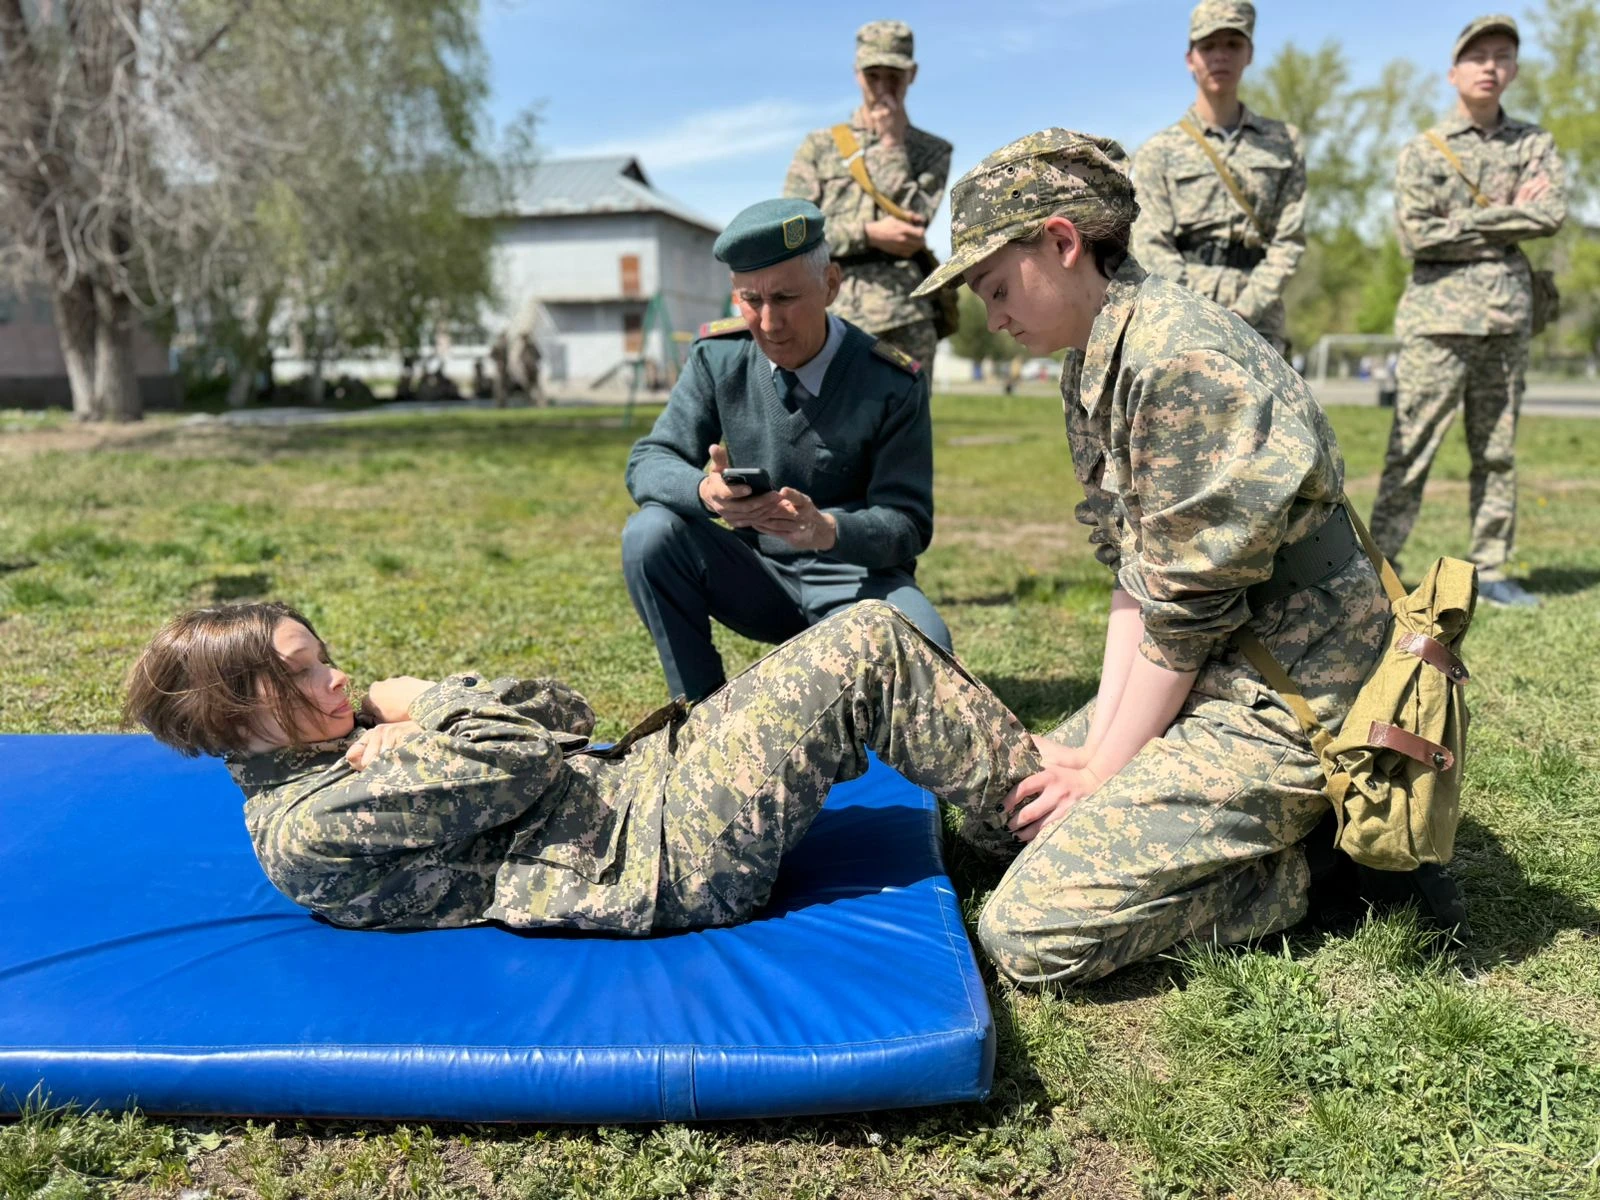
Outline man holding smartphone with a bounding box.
[624,198,950,702]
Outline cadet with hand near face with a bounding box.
[1369,15,1566,609]
[1131,1,1306,355]
[784,20,953,372]
[623,198,949,704]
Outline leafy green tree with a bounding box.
[1243,42,1436,351]
[177,0,518,406]
[1520,0,1600,353]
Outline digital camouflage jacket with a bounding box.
[1393,111,1566,339]
[229,676,672,934]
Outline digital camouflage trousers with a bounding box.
[651,601,1038,927]
[1370,332,1528,581]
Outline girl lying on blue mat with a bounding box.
[125,600,1041,935]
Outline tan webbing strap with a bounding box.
[1234,631,1331,756]
[1232,497,1405,763]
[1423,130,1491,209]
[1342,500,1406,605]
[830,124,920,224]
[1178,117,1268,242]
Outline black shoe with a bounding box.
[1354,862,1472,940]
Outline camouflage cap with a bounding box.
[1453,13,1519,61]
[1189,0,1254,43]
[856,20,915,71]
[911,129,1138,296]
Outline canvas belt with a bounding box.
[833,249,905,268]
[1175,233,1265,271]
[1245,504,1363,611]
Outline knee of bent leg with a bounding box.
[976,888,1111,989]
[622,503,691,570]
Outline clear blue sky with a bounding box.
[483,0,1536,245]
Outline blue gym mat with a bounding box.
[0,735,994,1122]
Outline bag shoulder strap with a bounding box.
[831,123,919,224]
[1234,631,1331,753]
[1423,130,1491,209]
[1231,498,1406,752]
[1177,117,1268,241]
[1343,500,1406,604]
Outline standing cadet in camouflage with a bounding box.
[914,129,1408,987]
[783,20,952,370]
[1369,15,1565,608]
[1131,1,1306,354]
[125,601,1036,933]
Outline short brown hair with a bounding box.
[123,602,329,757]
[1022,205,1134,279]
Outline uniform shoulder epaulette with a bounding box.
[871,339,921,375]
[697,316,750,340]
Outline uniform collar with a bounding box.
[226,737,354,792]
[1438,108,1522,137]
[1073,257,1147,420]
[1185,102,1262,135]
[767,313,845,397]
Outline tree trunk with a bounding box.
[227,338,261,409]
[94,285,143,422]
[53,282,100,420]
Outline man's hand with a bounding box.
[363,677,437,724]
[698,443,786,528]
[861,89,910,146]
[1514,175,1551,206]
[1002,764,1105,843]
[751,486,838,552]
[344,720,423,771]
[865,215,927,258]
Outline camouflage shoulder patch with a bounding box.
[871,340,921,375]
[697,316,750,340]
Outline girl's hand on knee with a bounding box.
[1032,736,1090,771]
[1003,764,1104,842]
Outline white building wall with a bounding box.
[491,213,656,311]
[652,214,727,337]
[488,212,728,386]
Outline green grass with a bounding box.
[2,397,1598,1199]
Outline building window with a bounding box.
[623,312,643,354]
[620,254,641,298]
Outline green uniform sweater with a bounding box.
[625,319,934,571]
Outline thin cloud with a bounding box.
[558,99,838,172]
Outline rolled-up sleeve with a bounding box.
[1117,350,1321,671]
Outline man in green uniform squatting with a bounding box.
[1131,1,1305,356]
[624,197,949,703]
[912,128,1463,986]
[783,20,953,371]
[1369,15,1566,609]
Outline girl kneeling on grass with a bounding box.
[909,128,1461,987]
[125,600,1039,934]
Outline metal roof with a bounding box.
[485,155,721,234]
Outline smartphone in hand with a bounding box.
[721,467,773,495]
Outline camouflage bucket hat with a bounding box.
[1453,13,1519,61]
[911,128,1138,296]
[1190,0,1255,43]
[856,20,915,71]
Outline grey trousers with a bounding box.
[622,502,951,701]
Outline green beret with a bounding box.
[713,198,826,273]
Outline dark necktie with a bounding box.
[775,367,802,409]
